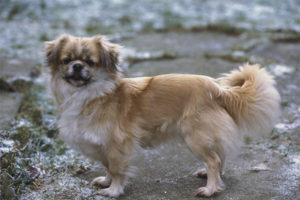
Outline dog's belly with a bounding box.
[138,121,182,148]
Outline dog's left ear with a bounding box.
[93,35,122,72]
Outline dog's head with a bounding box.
[45,34,121,87]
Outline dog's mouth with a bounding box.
[64,74,91,87]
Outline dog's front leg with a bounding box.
[92,173,112,188]
[97,173,126,197]
[97,143,135,198]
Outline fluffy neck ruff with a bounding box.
[51,71,121,115]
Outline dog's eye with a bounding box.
[63,58,71,65]
[86,59,95,67]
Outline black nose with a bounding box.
[73,63,83,72]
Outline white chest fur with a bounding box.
[58,112,108,161]
[52,78,116,162]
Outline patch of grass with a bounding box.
[85,19,113,35]
[0,82,64,199]
[63,20,73,30]
[6,2,28,20]
[204,51,249,63]
[11,44,26,49]
[39,33,49,42]
[190,23,246,36]
[244,136,252,144]
[271,34,300,43]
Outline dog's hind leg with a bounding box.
[194,151,225,197]
[193,166,207,178]
[182,108,239,196]
[183,129,225,197]
[193,154,226,178]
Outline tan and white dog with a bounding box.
[45,34,280,197]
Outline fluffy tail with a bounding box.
[217,64,281,137]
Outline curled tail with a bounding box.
[218,64,280,137]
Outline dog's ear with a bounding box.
[93,35,122,72]
[45,34,70,67]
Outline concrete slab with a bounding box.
[0,56,39,79]
[0,92,23,129]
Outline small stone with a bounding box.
[30,65,42,78]
[76,165,91,175]
[28,166,40,180]
[0,78,15,92]
[271,134,279,140]
[249,163,271,172]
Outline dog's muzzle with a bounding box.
[64,63,91,87]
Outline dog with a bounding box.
[45,34,280,197]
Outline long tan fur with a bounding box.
[45,35,280,198]
[218,64,280,137]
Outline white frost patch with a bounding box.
[289,154,300,165]
[249,163,271,172]
[253,5,275,15]
[270,64,294,77]
[232,51,245,57]
[7,75,31,83]
[2,139,14,146]
[0,139,15,154]
[275,119,300,133]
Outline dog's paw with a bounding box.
[92,176,111,188]
[194,187,213,197]
[194,185,224,197]
[193,168,207,178]
[97,186,123,198]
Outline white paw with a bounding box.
[92,176,111,188]
[98,186,124,198]
[194,185,224,197]
[194,186,213,197]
